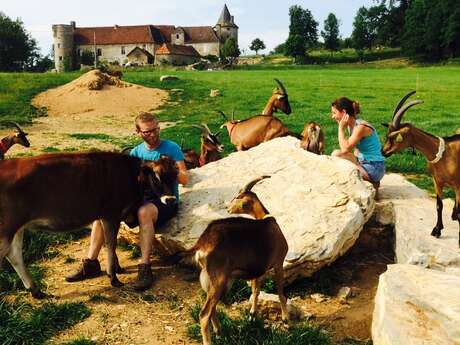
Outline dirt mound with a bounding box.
[71,69,127,90]
[32,70,168,119]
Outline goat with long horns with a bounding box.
[0,122,30,159]
[382,91,460,247]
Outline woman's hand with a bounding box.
[339,114,349,130]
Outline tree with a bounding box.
[249,38,266,55]
[288,5,318,51]
[220,37,241,65]
[284,34,306,62]
[271,42,286,55]
[0,12,38,71]
[321,13,340,55]
[352,7,375,51]
[284,5,318,61]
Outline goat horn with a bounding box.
[218,110,228,121]
[393,91,416,118]
[3,121,25,133]
[201,123,212,135]
[274,78,287,95]
[392,100,424,128]
[191,124,207,136]
[242,175,271,192]
[180,138,185,150]
[231,109,235,121]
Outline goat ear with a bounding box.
[395,133,404,143]
[381,123,389,128]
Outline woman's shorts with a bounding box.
[359,160,385,182]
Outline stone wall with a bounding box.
[77,43,156,65]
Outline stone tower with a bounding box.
[214,4,238,44]
[52,21,75,72]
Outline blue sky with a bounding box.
[3,0,376,56]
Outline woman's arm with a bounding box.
[338,115,372,153]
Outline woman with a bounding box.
[331,97,385,184]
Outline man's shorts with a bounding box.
[360,160,385,182]
[124,198,178,230]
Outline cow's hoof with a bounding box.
[30,288,47,299]
[431,228,442,238]
[110,277,124,288]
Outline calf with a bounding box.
[183,176,288,345]
[0,152,177,298]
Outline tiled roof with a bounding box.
[155,43,200,57]
[126,47,154,58]
[182,26,219,43]
[74,25,155,45]
[73,25,218,46]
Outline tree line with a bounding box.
[266,1,460,61]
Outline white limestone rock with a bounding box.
[248,291,303,320]
[378,174,460,270]
[156,137,375,283]
[372,264,460,345]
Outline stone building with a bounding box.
[52,4,238,72]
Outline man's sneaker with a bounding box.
[65,258,102,282]
[133,263,153,291]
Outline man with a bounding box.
[66,112,187,291]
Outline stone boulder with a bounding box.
[248,292,303,321]
[160,75,179,81]
[378,174,460,270]
[155,137,375,283]
[372,264,460,345]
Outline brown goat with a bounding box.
[219,78,298,151]
[261,78,292,115]
[382,91,460,247]
[181,176,288,345]
[219,111,300,151]
[0,122,30,159]
[181,124,224,169]
[300,121,324,154]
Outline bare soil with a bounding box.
[36,220,393,344]
[0,70,170,156]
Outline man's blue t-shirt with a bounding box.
[130,140,184,202]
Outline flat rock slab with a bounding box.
[155,137,375,283]
[372,264,460,345]
[378,174,460,270]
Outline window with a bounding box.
[121,46,125,54]
[97,48,102,56]
[176,34,180,39]
[59,56,63,61]
[58,43,61,48]
[77,49,81,56]
[142,44,146,49]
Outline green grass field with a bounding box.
[1,65,460,196]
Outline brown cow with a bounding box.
[0,152,177,298]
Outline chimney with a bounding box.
[70,21,76,29]
[114,24,119,29]
[231,16,234,24]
